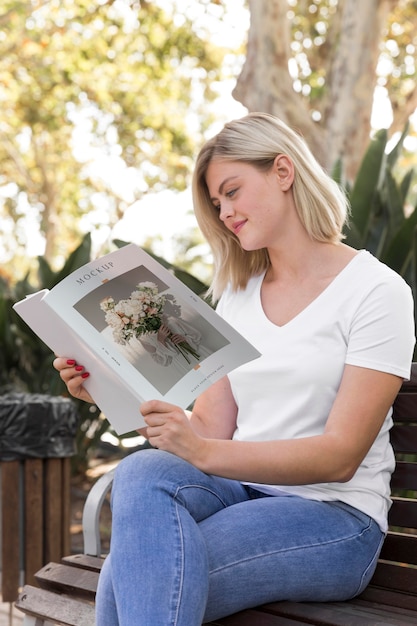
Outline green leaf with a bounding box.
[386,121,410,170]
[400,168,415,204]
[349,129,388,239]
[382,206,417,275]
[381,169,406,237]
[331,158,343,186]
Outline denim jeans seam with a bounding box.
[209,519,376,576]
[351,530,385,597]
[174,484,230,509]
[171,500,185,626]
[171,483,227,625]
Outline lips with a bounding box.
[232,220,247,235]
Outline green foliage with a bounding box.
[287,1,417,123]
[1,234,101,473]
[0,0,227,268]
[343,125,417,327]
[1,233,210,474]
[344,127,417,273]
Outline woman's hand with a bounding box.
[157,324,186,346]
[169,332,187,345]
[141,399,207,464]
[156,324,171,346]
[53,357,94,404]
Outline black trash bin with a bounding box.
[0,393,79,602]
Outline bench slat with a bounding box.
[359,586,417,612]
[393,392,417,420]
[260,598,417,625]
[390,461,417,491]
[379,531,417,564]
[390,424,417,453]
[389,497,417,529]
[369,560,417,595]
[62,553,105,573]
[15,585,95,626]
[205,610,308,625]
[35,562,98,599]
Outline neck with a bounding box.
[265,240,348,283]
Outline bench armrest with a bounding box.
[82,468,116,557]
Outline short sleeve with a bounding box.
[345,275,415,379]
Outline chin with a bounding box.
[239,240,264,252]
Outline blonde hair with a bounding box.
[192,112,349,301]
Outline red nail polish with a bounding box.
[66,359,76,365]
[75,365,83,372]
[81,372,90,379]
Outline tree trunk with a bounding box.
[233,0,326,165]
[323,0,396,180]
[234,0,399,181]
[33,134,58,264]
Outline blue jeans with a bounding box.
[96,449,384,625]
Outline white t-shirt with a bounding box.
[216,251,415,532]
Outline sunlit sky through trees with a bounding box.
[3,0,416,269]
[17,0,250,264]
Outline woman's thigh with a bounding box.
[200,495,384,622]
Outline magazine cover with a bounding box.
[13,244,260,434]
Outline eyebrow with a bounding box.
[210,175,239,202]
[219,176,239,194]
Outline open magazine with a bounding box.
[13,244,261,434]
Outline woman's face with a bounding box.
[205,157,295,251]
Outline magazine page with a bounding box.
[14,244,260,434]
[13,290,155,434]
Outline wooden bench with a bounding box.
[15,364,417,625]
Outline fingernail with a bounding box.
[66,359,76,365]
[81,372,90,379]
[75,365,84,372]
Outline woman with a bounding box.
[54,113,415,625]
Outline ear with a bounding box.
[273,154,294,191]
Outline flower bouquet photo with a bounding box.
[100,282,201,364]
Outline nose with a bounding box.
[219,200,234,222]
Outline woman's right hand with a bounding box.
[157,324,171,346]
[53,357,95,404]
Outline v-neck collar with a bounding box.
[256,250,366,329]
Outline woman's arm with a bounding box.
[194,365,403,484]
[189,376,238,439]
[143,365,403,485]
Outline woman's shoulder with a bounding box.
[218,273,264,302]
[342,250,414,316]
[215,273,265,317]
[353,250,411,288]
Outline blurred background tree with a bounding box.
[0,0,231,276]
[1,0,416,282]
[235,0,417,181]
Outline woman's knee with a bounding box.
[113,448,180,487]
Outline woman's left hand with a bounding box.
[169,332,187,345]
[140,399,206,464]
